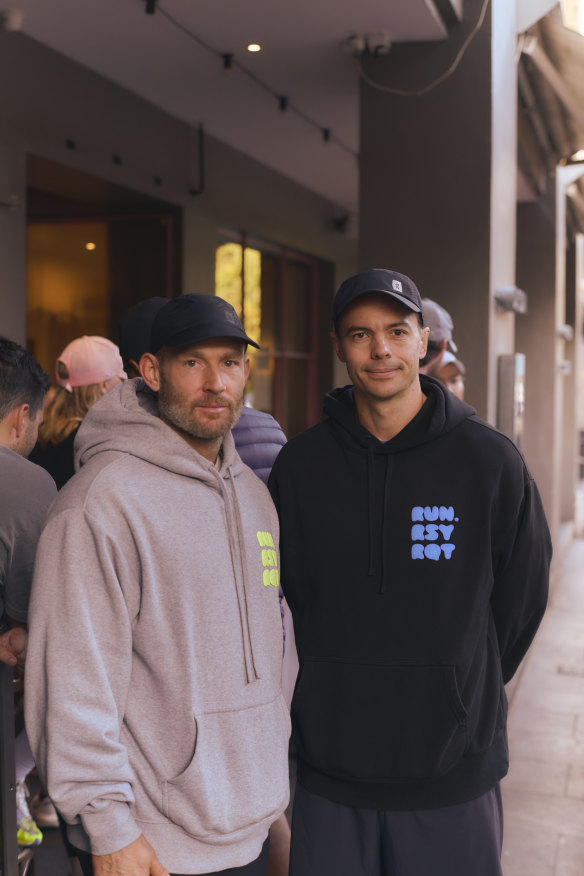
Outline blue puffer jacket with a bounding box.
[232,407,286,484]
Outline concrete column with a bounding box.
[575,234,584,535]
[562,241,577,526]
[551,164,584,539]
[515,198,556,521]
[359,0,517,422]
[517,180,584,543]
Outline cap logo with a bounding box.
[217,297,243,328]
[392,280,403,292]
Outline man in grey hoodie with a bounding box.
[25,296,291,876]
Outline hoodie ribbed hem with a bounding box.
[137,818,271,874]
[296,729,509,812]
[70,808,276,873]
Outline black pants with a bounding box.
[77,836,269,876]
[289,781,503,876]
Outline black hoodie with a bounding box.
[269,376,551,810]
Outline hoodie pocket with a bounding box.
[162,694,290,841]
[292,658,468,782]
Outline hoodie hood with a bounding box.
[324,374,475,454]
[75,377,244,481]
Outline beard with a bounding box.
[157,371,244,443]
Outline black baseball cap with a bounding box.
[150,294,260,354]
[333,269,422,328]
[119,297,168,362]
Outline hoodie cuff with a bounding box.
[81,801,142,856]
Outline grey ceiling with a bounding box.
[12,1,583,218]
[14,0,456,214]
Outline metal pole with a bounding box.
[0,663,17,876]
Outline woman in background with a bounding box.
[30,335,126,487]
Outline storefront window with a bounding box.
[215,235,319,436]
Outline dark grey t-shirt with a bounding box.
[0,446,56,623]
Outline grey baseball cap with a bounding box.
[150,294,260,354]
[421,298,457,352]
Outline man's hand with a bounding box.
[0,627,27,667]
[92,835,170,876]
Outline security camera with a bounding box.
[342,34,367,55]
[494,286,528,314]
[366,33,392,56]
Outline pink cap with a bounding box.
[56,336,127,392]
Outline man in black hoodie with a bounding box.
[268,269,551,876]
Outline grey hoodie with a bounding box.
[25,379,290,873]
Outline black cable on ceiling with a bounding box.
[146,3,358,161]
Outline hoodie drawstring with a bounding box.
[367,439,376,578]
[379,456,394,594]
[366,439,394,594]
[219,464,260,684]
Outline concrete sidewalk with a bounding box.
[501,538,584,876]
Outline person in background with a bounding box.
[119,297,169,379]
[29,336,126,488]
[0,337,57,848]
[119,296,291,874]
[27,334,126,868]
[419,298,458,377]
[434,350,466,400]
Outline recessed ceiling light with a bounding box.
[247,43,261,53]
[85,242,96,251]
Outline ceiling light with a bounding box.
[247,44,261,53]
[561,0,584,36]
[85,242,96,251]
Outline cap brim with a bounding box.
[334,288,421,325]
[382,290,421,313]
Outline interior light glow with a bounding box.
[85,242,96,251]
[561,0,584,36]
[571,149,584,162]
[247,44,261,52]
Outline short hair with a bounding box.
[420,338,443,368]
[0,337,50,422]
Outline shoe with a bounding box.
[30,792,59,829]
[16,781,43,847]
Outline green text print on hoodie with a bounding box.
[25,379,290,874]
